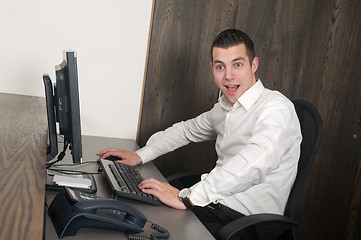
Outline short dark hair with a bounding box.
[211,29,255,65]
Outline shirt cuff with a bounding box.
[189,182,211,207]
[135,146,155,164]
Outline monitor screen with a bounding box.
[43,50,83,164]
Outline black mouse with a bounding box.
[104,155,122,161]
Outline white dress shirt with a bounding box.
[136,80,302,215]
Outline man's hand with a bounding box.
[96,148,142,166]
[138,178,187,210]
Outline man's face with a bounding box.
[211,43,258,106]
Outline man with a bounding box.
[97,29,302,239]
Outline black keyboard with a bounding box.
[98,158,160,206]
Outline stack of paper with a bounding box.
[53,175,91,189]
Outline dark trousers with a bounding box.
[192,203,258,240]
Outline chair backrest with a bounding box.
[283,100,323,239]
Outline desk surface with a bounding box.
[0,92,48,240]
[45,135,214,239]
[0,92,213,240]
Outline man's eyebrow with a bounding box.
[213,60,224,64]
[213,57,246,64]
[233,57,246,62]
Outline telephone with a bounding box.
[48,187,147,238]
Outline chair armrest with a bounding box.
[219,213,299,240]
[166,172,201,183]
[166,172,202,189]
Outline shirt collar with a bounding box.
[219,79,265,111]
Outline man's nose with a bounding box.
[225,68,234,80]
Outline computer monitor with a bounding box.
[43,50,83,164]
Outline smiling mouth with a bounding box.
[225,85,239,94]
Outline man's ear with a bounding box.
[252,57,259,73]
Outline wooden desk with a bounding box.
[0,92,213,239]
[0,92,48,240]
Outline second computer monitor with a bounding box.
[43,50,83,164]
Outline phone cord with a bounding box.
[128,222,170,240]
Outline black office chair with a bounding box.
[167,100,323,240]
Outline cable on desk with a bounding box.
[48,160,100,175]
[47,168,101,175]
[128,221,170,240]
[53,160,98,166]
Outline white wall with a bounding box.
[0,0,152,140]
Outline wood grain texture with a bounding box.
[235,1,361,239]
[139,0,361,239]
[0,93,47,240]
[139,0,241,176]
[347,150,361,240]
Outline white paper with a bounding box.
[53,175,91,189]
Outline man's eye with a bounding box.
[235,63,242,67]
[216,65,224,70]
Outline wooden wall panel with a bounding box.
[234,1,361,238]
[138,0,361,239]
[347,151,361,240]
[138,0,241,175]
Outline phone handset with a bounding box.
[66,189,171,240]
[48,187,147,238]
[73,199,147,228]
